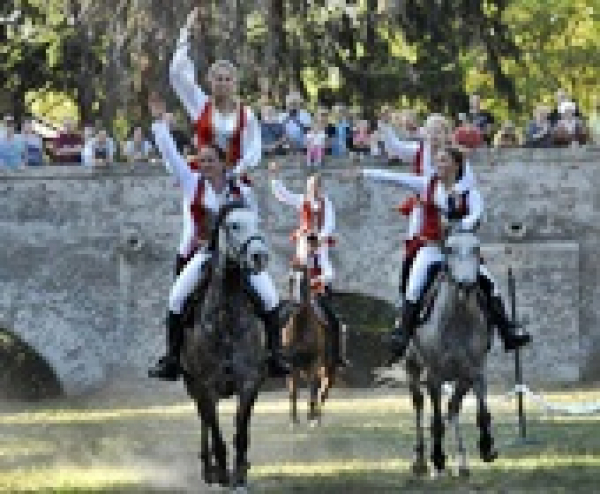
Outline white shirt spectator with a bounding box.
[279,92,312,148]
[83,131,116,166]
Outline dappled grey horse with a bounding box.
[181,201,270,493]
[406,229,498,478]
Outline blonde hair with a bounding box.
[207,59,238,84]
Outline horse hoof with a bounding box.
[457,466,470,478]
[481,448,498,463]
[430,468,446,479]
[308,418,320,429]
[232,486,249,494]
[411,461,428,477]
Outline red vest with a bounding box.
[291,197,336,247]
[189,177,211,247]
[195,101,246,171]
[309,253,326,293]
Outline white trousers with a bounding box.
[168,250,280,314]
[405,245,500,303]
[406,245,444,303]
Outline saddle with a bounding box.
[416,263,445,327]
[415,263,490,330]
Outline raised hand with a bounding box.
[178,7,199,45]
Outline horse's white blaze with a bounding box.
[224,209,269,273]
[446,232,480,285]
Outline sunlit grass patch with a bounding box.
[0,465,143,491]
[0,439,56,458]
[253,458,411,477]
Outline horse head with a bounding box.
[209,200,269,275]
[442,230,480,297]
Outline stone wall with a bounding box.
[1,147,599,394]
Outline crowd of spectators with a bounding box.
[1,87,598,169]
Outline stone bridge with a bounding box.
[1,148,599,395]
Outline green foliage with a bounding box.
[1,0,599,131]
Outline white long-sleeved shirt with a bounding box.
[169,41,261,177]
[152,120,255,257]
[379,124,477,239]
[271,178,335,284]
[361,169,483,232]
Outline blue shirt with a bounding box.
[0,136,25,168]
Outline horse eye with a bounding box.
[230,222,240,231]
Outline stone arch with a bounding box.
[0,314,106,397]
[0,328,62,400]
[328,290,397,387]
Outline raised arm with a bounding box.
[460,189,484,231]
[361,168,427,194]
[169,12,208,121]
[231,107,262,176]
[151,120,197,198]
[320,197,335,240]
[270,178,304,208]
[379,124,420,163]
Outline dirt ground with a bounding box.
[0,377,599,493]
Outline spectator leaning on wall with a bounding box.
[0,116,25,168]
[279,91,311,151]
[123,127,154,162]
[20,119,44,166]
[524,105,552,148]
[51,118,83,164]
[493,120,521,148]
[83,129,116,166]
[467,93,495,145]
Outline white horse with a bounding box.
[406,228,498,478]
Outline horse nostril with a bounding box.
[251,252,268,270]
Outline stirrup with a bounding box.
[148,356,181,381]
[503,332,531,352]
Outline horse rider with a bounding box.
[147,96,289,381]
[356,146,531,360]
[270,162,349,368]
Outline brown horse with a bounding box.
[282,263,336,427]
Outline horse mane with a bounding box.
[208,199,249,252]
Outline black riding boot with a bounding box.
[174,254,187,277]
[488,295,531,352]
[390,300,420,359]
[148,311,184,381]
[318,294,349,368]
[262,305,291,377]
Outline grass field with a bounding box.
[0,379,599,493]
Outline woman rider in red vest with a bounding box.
[147,96,289,380]
[269,163,349,368]
[356,147,530,359]
[159,10,290,377]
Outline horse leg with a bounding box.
[308,377,320,427]
[199,412,215,485]
[232,389,259,490]
[288,373,299,426]
[409,377,428,476]
[428,383,446,477]
[197,397,229,487]
[473,374,498,463]
[318,368,330,406]
[447,381,470,477]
